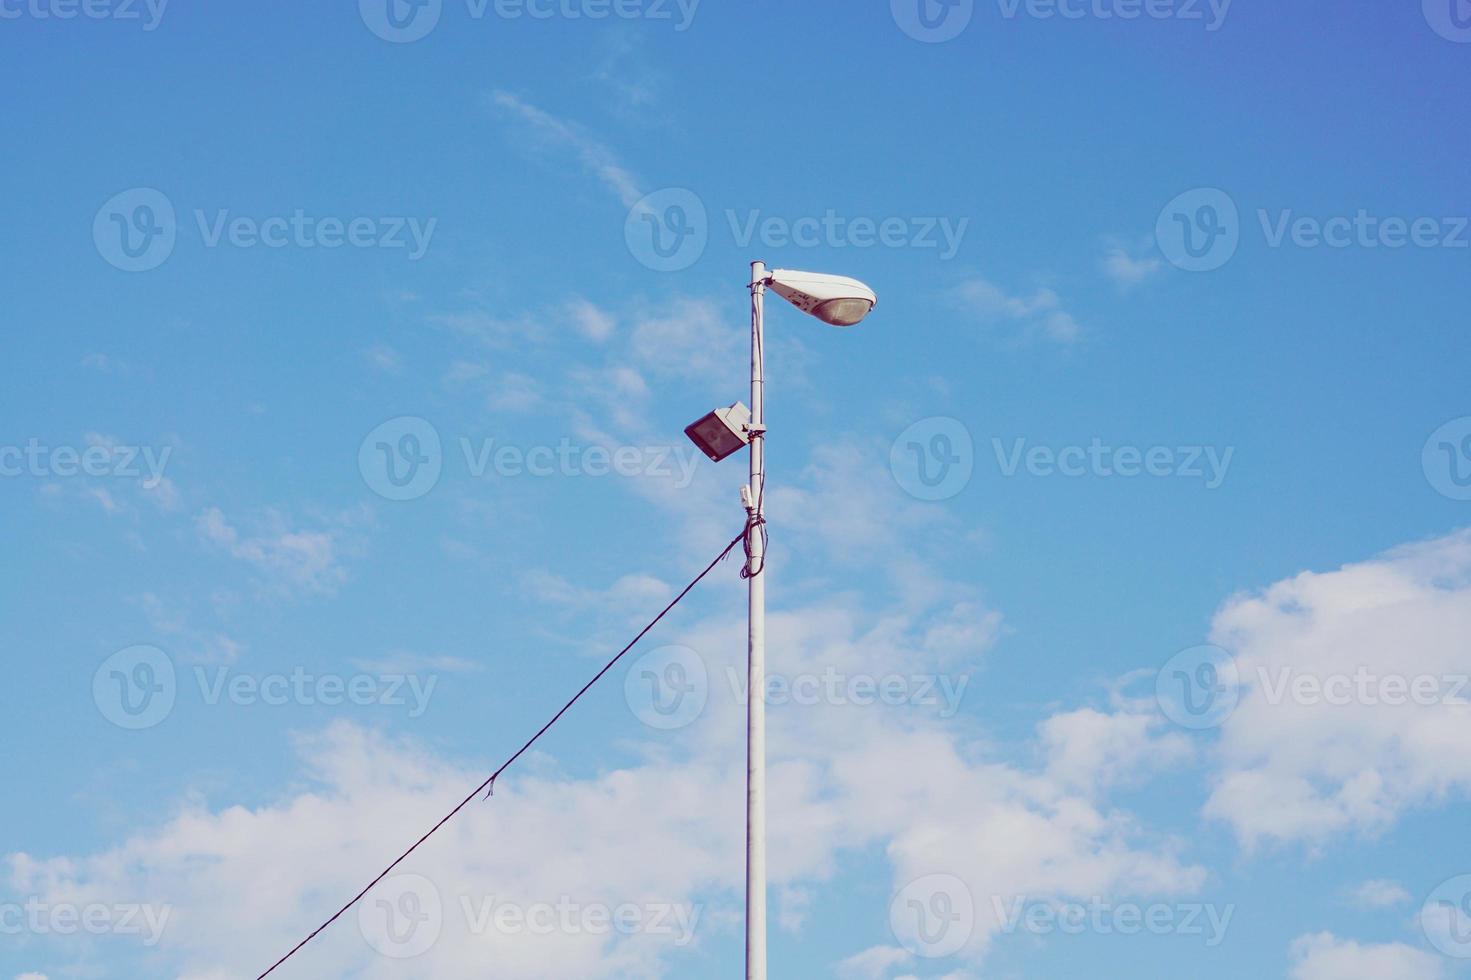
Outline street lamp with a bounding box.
[684,262,876,980]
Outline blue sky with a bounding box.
[4,2,1471,978]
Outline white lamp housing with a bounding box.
[767,269,877,326]
[684,401,753,462]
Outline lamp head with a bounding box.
[684,401,753,462]
[767,269,877,326]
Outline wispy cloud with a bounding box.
[362,343,402,373]
[1101,243,1163,288]
[1348,880,1411,909]
[195,506,360,597]
[489,90,643,207]
[952,277,1082,344]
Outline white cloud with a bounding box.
[952,277,1081,343]
[568,299,616,343]
[10,586,1201,978]
[362,343,402,373]
[1201,530,1471,848]
[1350,879,1411,909]
[1101,245,1162,288]
[195,507,357,597]
[1288,932,1443,980]
[837,944,911,979]
[627,298,744,388]
[136,592,244,666]
[490,90,643,208]
[1041,706,1193,793]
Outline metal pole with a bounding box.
[745,259,767,980]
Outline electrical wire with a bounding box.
[254,528,747,980]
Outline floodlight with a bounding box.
[766,269,877,326]
[684,401,753,462]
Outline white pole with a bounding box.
[746,259,768,980]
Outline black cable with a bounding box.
[254,529,746,980]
